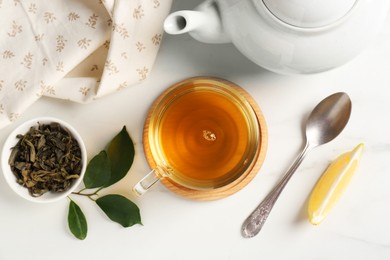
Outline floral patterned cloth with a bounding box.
[0,0,172,128]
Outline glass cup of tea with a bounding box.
[133,77,267,200]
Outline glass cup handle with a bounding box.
[132,166,168,196]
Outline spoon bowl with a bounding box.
[241,92,351,238]
[306,93,352,146]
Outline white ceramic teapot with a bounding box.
[164,0,390,74]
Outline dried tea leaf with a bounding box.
[83,151,111,189]
[9,122,83,197]
[68,200,88,240]
[96,194,142,227]
[105,126,134,187]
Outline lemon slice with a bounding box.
[308,143,364,225]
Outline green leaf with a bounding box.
[83,151,111,189]
[68,200,88,240]
[96,194,142,227]
[105,126,135,187]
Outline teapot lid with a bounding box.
[262,0,357,28]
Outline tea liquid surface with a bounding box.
[159,89,251,185]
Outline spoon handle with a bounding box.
[241,142,311,238]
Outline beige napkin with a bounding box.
[0,0,172,128]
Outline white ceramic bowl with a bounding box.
[1,117,87,203]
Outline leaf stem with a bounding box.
[88,196,97,202]
[72,189,100,198]
[78,187,88,193]
[96,187,104,193]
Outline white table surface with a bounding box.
[1,1,390,259]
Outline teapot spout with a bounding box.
[164,0,230,44]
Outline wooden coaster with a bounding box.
[143,77,268,201]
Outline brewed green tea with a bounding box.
[155,87,257,188]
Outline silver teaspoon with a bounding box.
[241,92,352,238]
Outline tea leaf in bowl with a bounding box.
[68,200,88,240]
[96,194,141,227]
[9,122,83,197]
[105,126,134,187]
[83,151,111,189]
